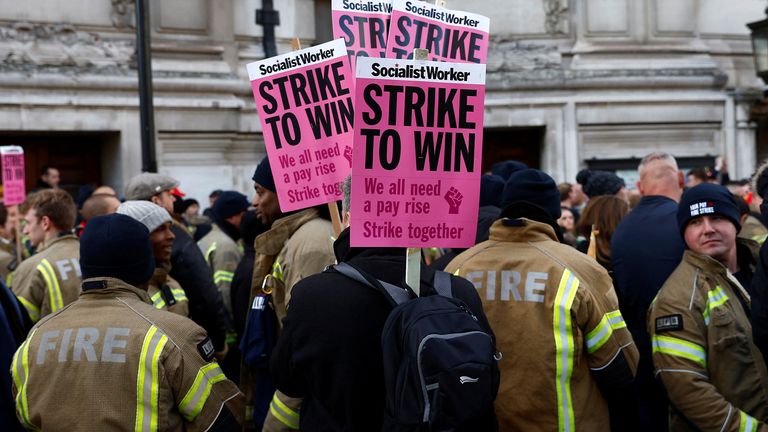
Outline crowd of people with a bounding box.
[2,152,768,431]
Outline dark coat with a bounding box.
[610,195,686,431]
[270,228,494,431]
[752,235,768,363]
[0,282,31,431]
[232,246,255,339]
[169,222,229,351]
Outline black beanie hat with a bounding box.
[480,174,505,207]
[491,160,528,181]
[583,171,625,198]
[576,169,592,186]
[80,213,155,286]
[213,191,250,220]
[677,183,741,236]
[500,169,562,219]
[252,157,276,193]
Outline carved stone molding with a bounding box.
[544,0,568,35]
[0,22,133,72]
[111,0,136,29]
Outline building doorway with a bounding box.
[0,132,113,197]
[482,127,544,173]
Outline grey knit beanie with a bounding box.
[116,200,172,233]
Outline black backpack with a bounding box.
[332,262,499,431]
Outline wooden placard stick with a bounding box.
[290,37,343,236]
[404,47,431,296]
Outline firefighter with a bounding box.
[11,213,243,430]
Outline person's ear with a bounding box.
[341,211,351,230]
[40,215,52,231]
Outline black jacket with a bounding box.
[169,223,229,351]
[232,246,255,339]
[270,228,494,431]
[752,236,768,363]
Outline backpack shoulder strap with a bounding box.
[433,270,453,298]
[332,262,412,306]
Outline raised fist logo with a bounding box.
[444,187,463,214]
[344,145,353,167]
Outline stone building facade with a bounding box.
[0,0,764,202]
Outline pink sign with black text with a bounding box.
[0,146,25,206]
[350,56,486,248]
[385,0,489,63]
[332,0,392,76]
[247,39,354,212]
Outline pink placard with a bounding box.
[0,147,25,206]
[385,0,489,63]
[332,0,392,76]
[350,57,486,248]
[246,39,354,212]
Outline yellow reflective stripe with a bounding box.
[205,242,217,265]
[753,233,768,244]
[703,286,729,326]
[17,296,40,322]
[170,288,188,302]
[149,291,166,309]
[708,286,729,309]
[652,334,707,368]
[37,259,63,312]
[135,326,169,432]
[606,310,626,330]
[553,269,579,432]
[271,258,284,282]
[741,411,759,432]
[452,268,460,276]
[12,329,37,430]
[269,393,299,429]
[179,363,227,421]
[586,314,613,354]
[213,271,234,284]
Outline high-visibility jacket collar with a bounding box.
[255,208,320,256]
[37,233,78,253]
[79,277,152,304]
[489,217,558,244]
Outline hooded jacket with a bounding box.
[270,228,494,431]
[241,208,336,429]
[446,218,638,432]
[649,250,768,431]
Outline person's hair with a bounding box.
[40,165,53,176]
[81,193,120,220]
[342,175,352,214]
[558,182,573,202]
[638,152,678,176]
[0,203,8,226]
[25,189,77,230]
[688,167,709,181]
[577,195,629,264]
[209,189,222,199]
